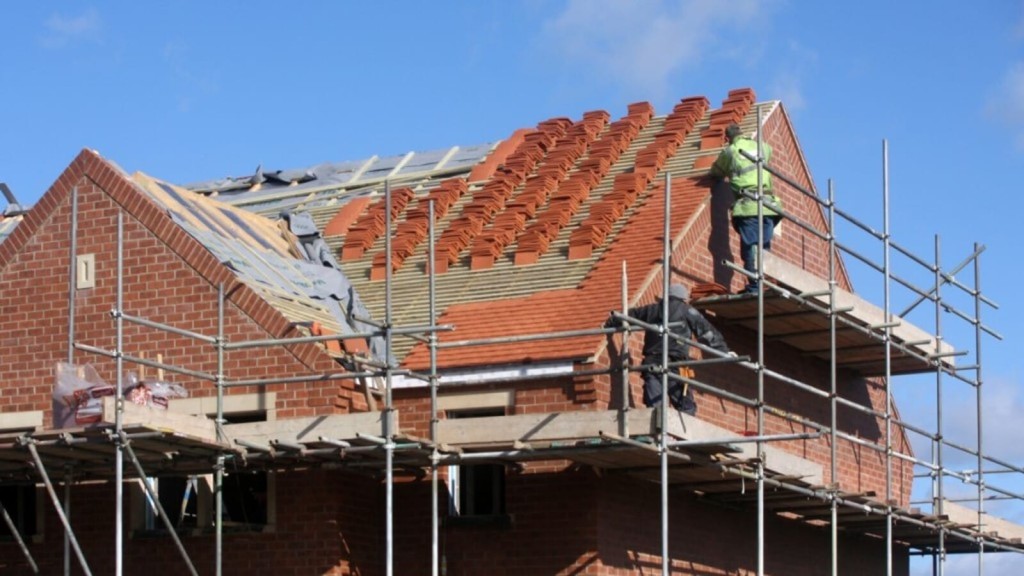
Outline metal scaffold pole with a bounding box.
[123,437,199,576]
[428,200,441,576]
[659,172,671,576]
[975,243,986,575]
[621,260,631,436]
[66,186,78,576]
[115,210,125,576]
[384,180,396,576]
[883,139,894,576]
[24,440,92,576]
[827,179,838,576]
[934,233,946,576]
[62,467,72,576]
[0,498,37,573]
[216,283,226,576]
[755,105,767,576]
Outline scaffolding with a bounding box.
[0,113,1020,576]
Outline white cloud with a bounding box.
[163,41,219,113]
[766,40,817,111]
[1014,6,1024,41]
[943,375,1024,465]
[541,0,762,96]
[39,7,102,49]
[770,72,805,111]
[986,62,1024,150]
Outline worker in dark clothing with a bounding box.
[608,284,731,415]
[710,123,783,294]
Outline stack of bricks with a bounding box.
[369,179,468,279]
[340,187,415,261]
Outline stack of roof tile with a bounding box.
[435,117,570,273]
[568,96,710,259]
[370,179,468,279]
[341,187,415,260]
[470,112,608,270]
[699,88,755,150]
[510,105,659,267]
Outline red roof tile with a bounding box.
[329,89,799,370]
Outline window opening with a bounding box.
[0,485,38,540]
[448,408,507,518]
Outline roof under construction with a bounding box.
[0,87,1017,574]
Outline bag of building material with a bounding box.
[124,373,188,410]
[53,362,115,428]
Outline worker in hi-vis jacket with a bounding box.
[710,123,783,295]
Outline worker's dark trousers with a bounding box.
[732,216,776,291]
[642,363,692,411]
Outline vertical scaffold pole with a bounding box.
[974,243,985,575]
[883,140,894,576]
[0,497,37,573]
[934,234,946,576]
[115,210,125,576]
[122,439,199,576]
[659,172,671,576]
[384,180,396,576]
[755,105,766,576]
[621,260,630,424]
[66,186,78,576]
[216,283,226,576]
[428,200,440,576]
[62,467,72,576]
[827,179,838,576]
[25,441,92,576]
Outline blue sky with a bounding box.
[2,2,1023,573]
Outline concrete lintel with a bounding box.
[226,411,391,446]
[763,253,952,363]
[942,499,1024,541]
[438,408,823,484]
[102,397,219,444]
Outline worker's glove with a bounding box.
[727,351,738,358]
[603,316,617,329]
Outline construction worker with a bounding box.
[608,284,731,415]
[710,123,783,294]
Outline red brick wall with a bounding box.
[0,130,917,575]
[0,152,360,424]
[0,470,381,576]
[0,464,911,576]
[390,467,908,576]
[583,104,914,503]
[588,314,912,505]
[761,104,854,292]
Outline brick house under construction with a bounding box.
[0,88,1020,575]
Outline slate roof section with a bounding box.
[131,172,386,362]
[183,143,497,213]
